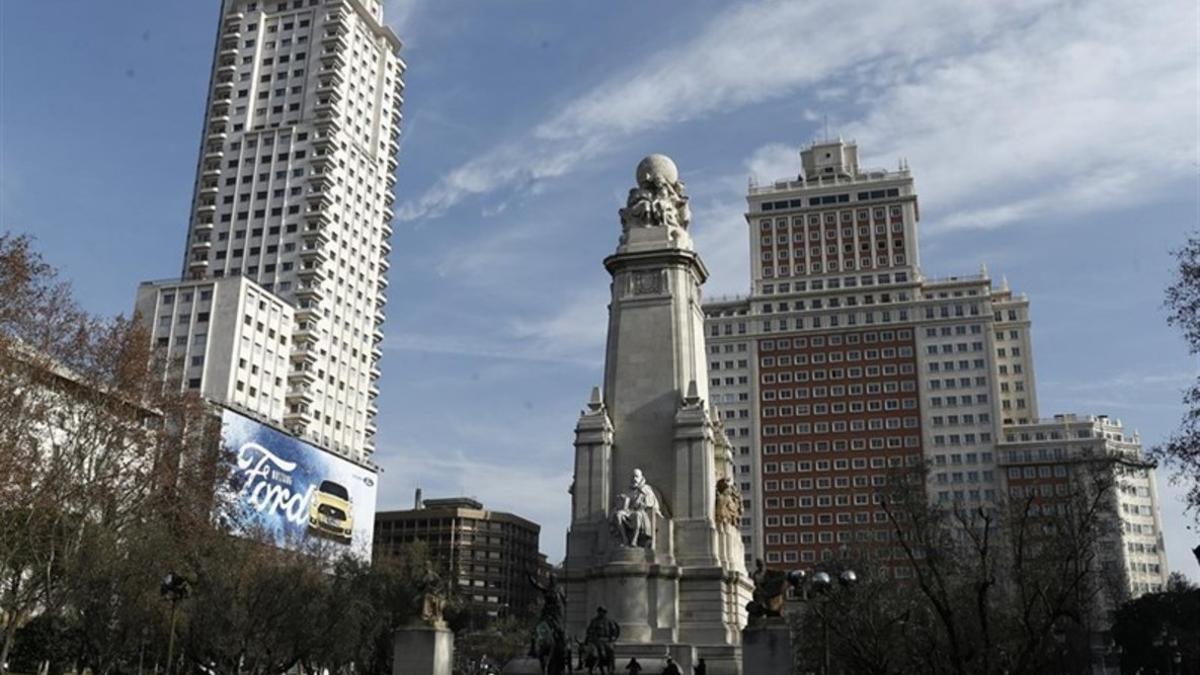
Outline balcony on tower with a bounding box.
[297,264,327,285]
[292,319,319,341]
[284,406,314,426]
[295,280,325,301]
[321,31,349,54]
[286,386,315,407]
[220,32,241,51]
[304,207,331,228]
[213,80,234,98]
[288,368,316,387]
[187,257,209,273]
[314,96,342,118]
[305,189,332,210]
[294,303,320,322]
[319,51,346,71]
[302,226,330,248]
[324,12,347,32]
[299,241,328,265]
[290,341,318,365]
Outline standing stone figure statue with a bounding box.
[746,559,788,621]
[609,469,662,548]
[582,606,620,675]
[417,561,447,627]
[528,572,568,675]
[714,477,743,528]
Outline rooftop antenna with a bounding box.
[824,114,830,142]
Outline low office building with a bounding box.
[374,496,545,616]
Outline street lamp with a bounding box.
[789,567,858,675]
[160,572,190,675]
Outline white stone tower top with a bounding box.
[618,154,693,253]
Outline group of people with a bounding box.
[620,656,707,675]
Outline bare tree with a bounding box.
[1157,232,1200,526]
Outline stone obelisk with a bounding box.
[563,155,752,674]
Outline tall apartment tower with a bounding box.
[135,0,404,464]
[703,139,1168,598]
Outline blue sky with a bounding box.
[2,0,1198,577]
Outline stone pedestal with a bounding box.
[742,619,793,675]
[393,624,453,675]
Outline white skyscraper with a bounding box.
[137,0,404,464]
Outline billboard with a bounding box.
[220,408,377,560]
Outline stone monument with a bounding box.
[563,155,753,674]
[393,561,454,675]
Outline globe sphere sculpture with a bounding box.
[636,154,679,186]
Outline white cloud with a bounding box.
[838,0,1197,233]
[400,0,1196,237]
[398,0,1085,222]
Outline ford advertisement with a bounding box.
[220,408,377,559]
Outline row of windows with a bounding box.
[763,381,918,400]
[761,291,912,312]
[932,451,993,466]
[761,347,914,366]
[762,363,916,383]
[929,394,990,407]
[762,255,906,276]
[762,329,913,349]
[759,309,912,330]
[933,470,996,484]
[766,506,890,524]
[761,272,910,294]
[930,413,992,426]
[924,324,985,338]
[761,222,904,244]
[930,377,990,390]
[761,238,905,260]
[759,202,904,220]
[763,437,921,454]
[763,416,920,436]
[763,398,915,417]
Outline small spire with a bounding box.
[684,379,700,404]
[587,386,603,412]
[980,262,988,278]
[1000,275,1010,292]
